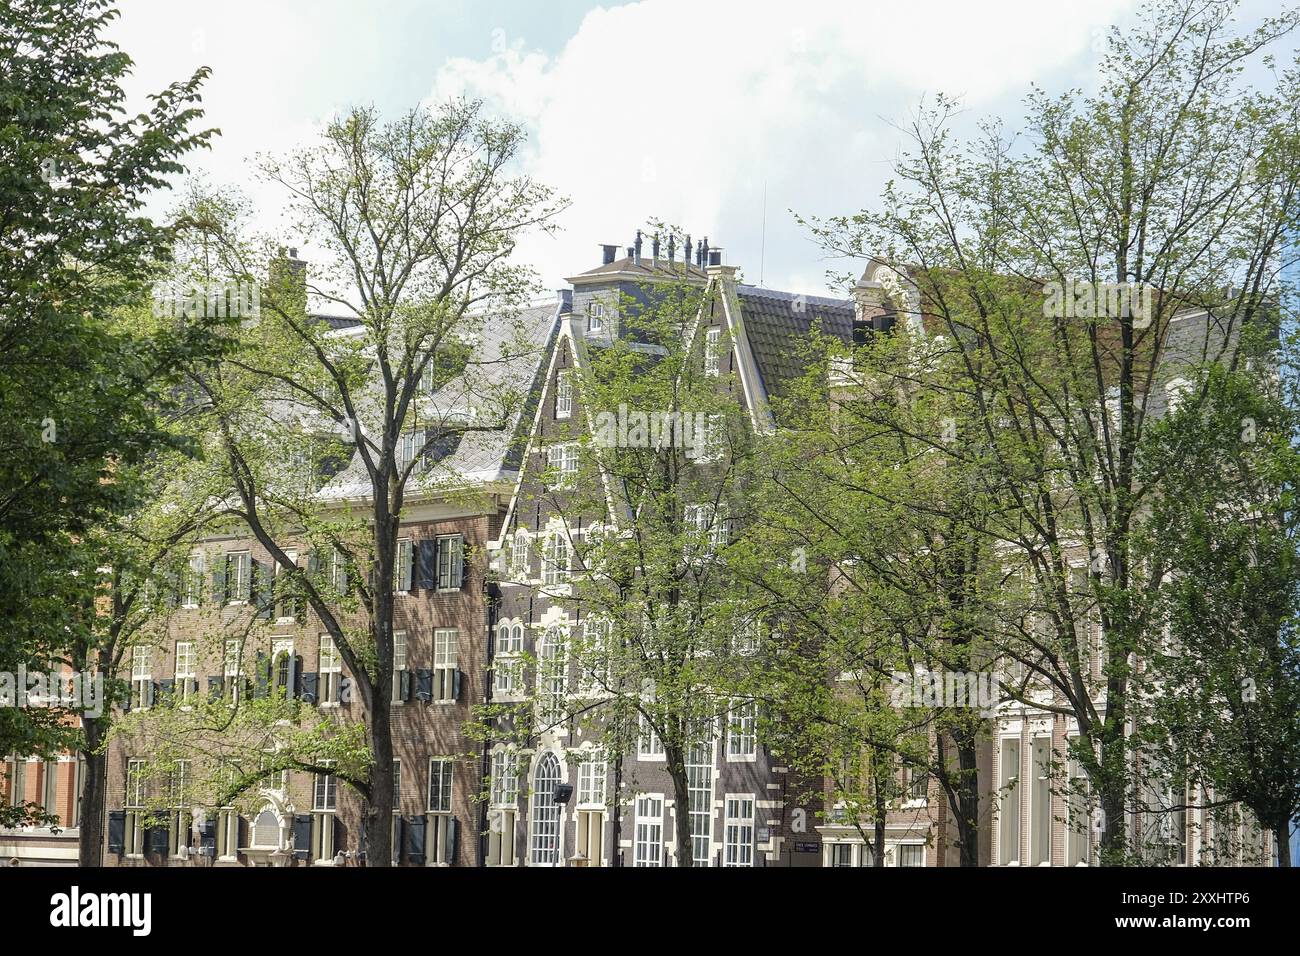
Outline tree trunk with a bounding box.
[951,729,982,867]
[77,719,106,867]
[1276,814,1293,868]
[364,700,394,866]
[666,747,693,867]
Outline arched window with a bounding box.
[530,753,562,866]
[273,651,291,696]
[512,623,524,653]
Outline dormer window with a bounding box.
[588,302,605,333]
[704,327,721,376]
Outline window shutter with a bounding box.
[146,680,157,708]
[417,540,436,590]
[399,669,412,702]
[453,668,463,702]
[253,652,269,699]
[238,814,247,852]
[405,815,426,864]
[333,815,345,858]
[306,550,321,580]
[358,820,367,863]
[255,561,272,619]
[164,571,179,610]
[444,816,458,865]
[393,816,405,864]
[292,813,312,860]
[158,678,175,702]
[107,810,126,853]
[290,654,302,698]
[212,558,227,605]
[207,676,224,701]
[146,821,169,855]
[457,537,468,589]
[300,672,319,705]
[415,669,433,703]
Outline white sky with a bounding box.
[108,0,1290,299]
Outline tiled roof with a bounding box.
[735,285,854,400]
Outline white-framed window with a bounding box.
[397,429,424,472]
[546,443,579,488]
[493,621,523,696]
[555,370,573,420]
[634,793,664,867]
[223,640,241,703]
[226,551,251,604]
[727,700,758,760]
[1066,746,1092,866]
[897,843,926,867]
[41,759,58,823]
[687,738,714,866]
[174,641,196,703]
[319,634,341,706]
[723,794,755,867]
[124,758,146,857]
[535,625,567,724]
[488,750,519,867]
[906,765,929,802]
[1030,736,1052,866]
[577,750,607,807]
[578,616,612,695]
[392,630,407,704]
[276,550,299,621]
[426,758,454,865]
[435,534,464,590]
[704,326,721,375]
[685,503,728,556]
[638,713,665,760]
[998,737,1021,865]
[588,300,605,333]
[395,538,413,592]
[542,529,570,586]
[168,760,191,857]
[529,752,562,866]
[434,628,458,702]
[509,531,531,579]
[131,646,151,710]
[313,763,337,812]
[4,755,27,810]
[732,619,762,657]
[183,551,204,607]
[329,548,348,595]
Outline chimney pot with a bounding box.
[634,230,643,266]
[667,234,675,263]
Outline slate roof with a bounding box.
[735,285,854,400]
[566,256,707,284]
[313,300,561,501]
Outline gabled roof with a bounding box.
[734,285,854,401]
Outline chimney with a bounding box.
[651,232,660,267]
[601,244,618,266]
[685,235,693,267]
[634,230,643,266]
[700,237,709,268]
[667,234,675,263]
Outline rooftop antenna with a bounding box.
[759,180,767,287]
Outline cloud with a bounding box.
[427,0,1136,295]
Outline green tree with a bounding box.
[0,0,215,830]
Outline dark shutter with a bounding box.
[358,820,367,863]
[255,561,272,619]
[238,815,248,853]
[145,680,157,708]
[145,822,169,855]
[107,810,126,853]
[405,815,426,865]
[453,668,463,702]
[417,540,436,589]
[444,816,458,865]
[399,669,412,702]
[208,675,224,700]
[253,651,269,699]
[300,672,319,705]
[333,815,345,859]
[290,654,303,698]
[414,668,433,703]
[158,678,175,703]
[393,815,405,864]
[210,558,226,605]
[292,813,312,861]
